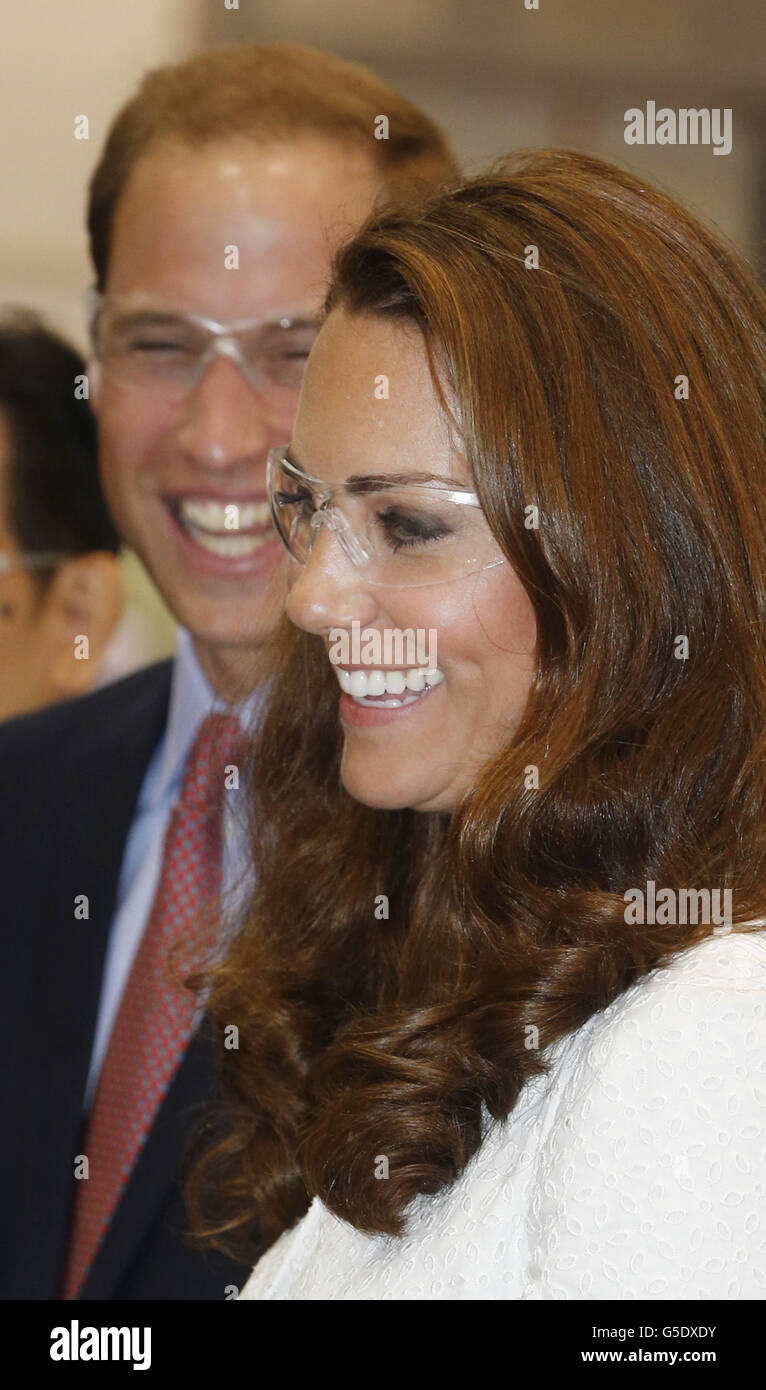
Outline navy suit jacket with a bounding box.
[0,661,253,1299]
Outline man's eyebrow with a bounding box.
[110,309,187,325]
[108,308,321,331]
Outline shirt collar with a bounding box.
[146,628,263,806]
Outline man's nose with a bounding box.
[285,525,380,636]
[175,354,279,469]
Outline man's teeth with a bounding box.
[179,498,271,530]
[176,498,273,556]
[334,667,445,704]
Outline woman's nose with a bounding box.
[285,524,380,635]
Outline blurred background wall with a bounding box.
[210,0,765,268]
[1,0,763,664]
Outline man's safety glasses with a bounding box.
[267,447,506,589]
[87,292,320,403]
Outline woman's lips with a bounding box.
[332,664,446,724]
[334,664,445,728]
[338,683,441,728]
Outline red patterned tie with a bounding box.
[61,711,243,1300]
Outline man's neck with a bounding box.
[191,636,264,707]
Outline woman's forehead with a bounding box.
[294,313,471,490]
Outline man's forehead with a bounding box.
[115,134,380,230]
[105,136,380,316]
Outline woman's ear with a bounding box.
[43,551,124,700]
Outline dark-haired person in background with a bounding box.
[0,312,122,720]
[0,43,457,1301]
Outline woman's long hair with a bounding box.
[185,150,766,1259]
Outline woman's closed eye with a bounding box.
[375,505,453,552]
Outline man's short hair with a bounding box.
[87,41,459,290]
[0,312,121,578]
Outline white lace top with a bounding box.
[239,931,766,1300]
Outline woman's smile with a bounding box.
[333,659,445,727]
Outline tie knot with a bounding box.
[180,711,244,809]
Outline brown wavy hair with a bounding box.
[185,150,766,1260]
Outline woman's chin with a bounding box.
[339,761,455,813]
[340,755,418,811]
[340,772,414,811]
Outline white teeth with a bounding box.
[348,670,368,698]
[180,520,270,557]
[332,666,445,703]
[178,498,272,532]
[175,498,275,557]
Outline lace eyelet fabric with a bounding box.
[239,932,766,1300]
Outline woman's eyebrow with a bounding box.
[344,472,454,493]
[283,451,469,493]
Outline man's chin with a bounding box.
[143,555,284,634]
[180,609,279,651]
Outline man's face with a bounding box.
[94,136,380,683]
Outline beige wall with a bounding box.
[0,0,205,346]
[4,0,763,339]
[211,0,766,270]
[0,1,206,665]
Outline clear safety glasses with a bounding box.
[267,447,506,589]
[87,291,320,404]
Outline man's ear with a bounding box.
[43,551,124,700]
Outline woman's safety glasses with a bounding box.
[267,447,506,589]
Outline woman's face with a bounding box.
[284,309,537,813]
